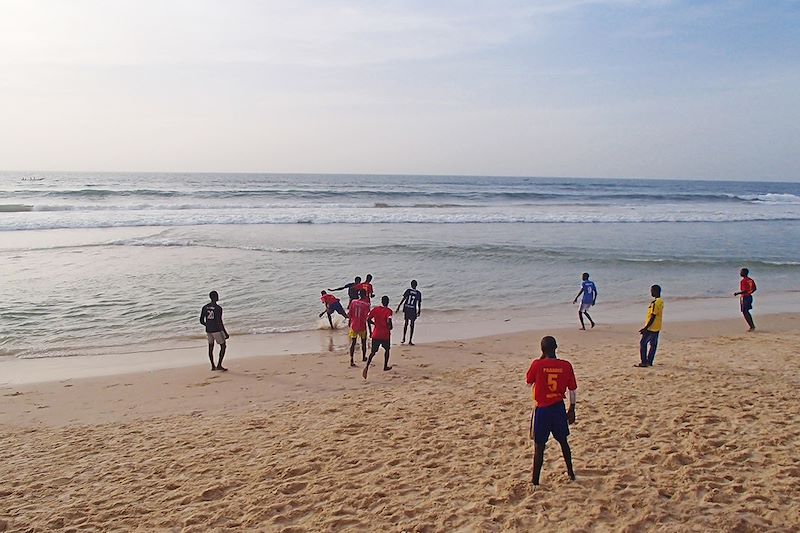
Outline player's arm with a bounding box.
[639,313,656,334]
[567,389,577,423]
[750,281,757,293]
[219,308,229,339]
[573,288,583,304]
[525,361,536,387]
[417,293,422,315]
[396,292,408,312]
[592,286,597,305]
[328,284,348,292]
[199,308,206,326]
[567,368,577,423]
[387,317,393,331]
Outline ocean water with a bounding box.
[1,172,799,359]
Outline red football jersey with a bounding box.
[525,358,577,408]
[740,277,756,297]
[348,299,370,332]
[321,294,338,306]
[367,306,393,341]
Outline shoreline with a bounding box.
[1,291,796,387]
[2,311,798,429]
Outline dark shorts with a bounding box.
[404,307,417,321]
[533,402,570,445]
[329,302,346,315]
[741,296,753,312]
[371,339,390,352]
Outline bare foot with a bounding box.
[590,323,595,329]
[350,361,357,367]
[383,365,392,371]
[362,367,369,380]
[211,366,217,371]
[217,366,228,372]
[408,342,415,346]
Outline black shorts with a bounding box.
[371,339,390,352]
[741,295,753,312]
[403,307,417,321]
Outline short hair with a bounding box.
[365,274,373,281]
[209,290,219,301]
[354,276,362,283]
[320,290,327,295]
[541,336,557,353]
[651,284,662,296]
[582,272,590,280]
[411,279,418,288]
[381,295,390,306]
[741,268,749,276]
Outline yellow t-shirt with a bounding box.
[645,297,664,332]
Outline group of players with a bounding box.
[524,267,758,485]
[199,267,758,485]
[320,275,423,379]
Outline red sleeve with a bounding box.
[525,360,538,385]
[566,363,577,390]
[367,308,376,320]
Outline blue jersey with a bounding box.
[581,281,596,304]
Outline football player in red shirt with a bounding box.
[734,267,757,331]
[347,289,371,366]
[319,291,348,329]
[525,336,577,485]
[362,295,393,380]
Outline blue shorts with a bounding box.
[741,296,753,312]
[533,402,570,445]
[329,302,346,315]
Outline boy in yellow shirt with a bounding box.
[636,284,663,368]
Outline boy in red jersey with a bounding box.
[347,289,371,366]
[734,268,757,331]
[319,290,348,329]
[362,295,393,379]
[525,336,577,485]
[358,274,375,304]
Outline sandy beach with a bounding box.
[1,313,799,532]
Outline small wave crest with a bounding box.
[0,204,33,212]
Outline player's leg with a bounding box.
[360,335,367,361]
[326,309,334,329]
[638,333,649,366]
[743,309,755,330]
[557,437,575,480]
[408,318,416,345]
[207,340,216,370]
[349,336,357,366]
[217,340,227,371]
[551,403,574,480]
[584,311,595,328]
[362,340,379,379]
[383,343,392,371]
[402,318,409,344]
[646,332,659,366]
[531,405,550,485]
[578,309,585,330]
[532,443,546,485]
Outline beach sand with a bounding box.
[1,314,799,532]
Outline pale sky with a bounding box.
[0,0,798,180]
